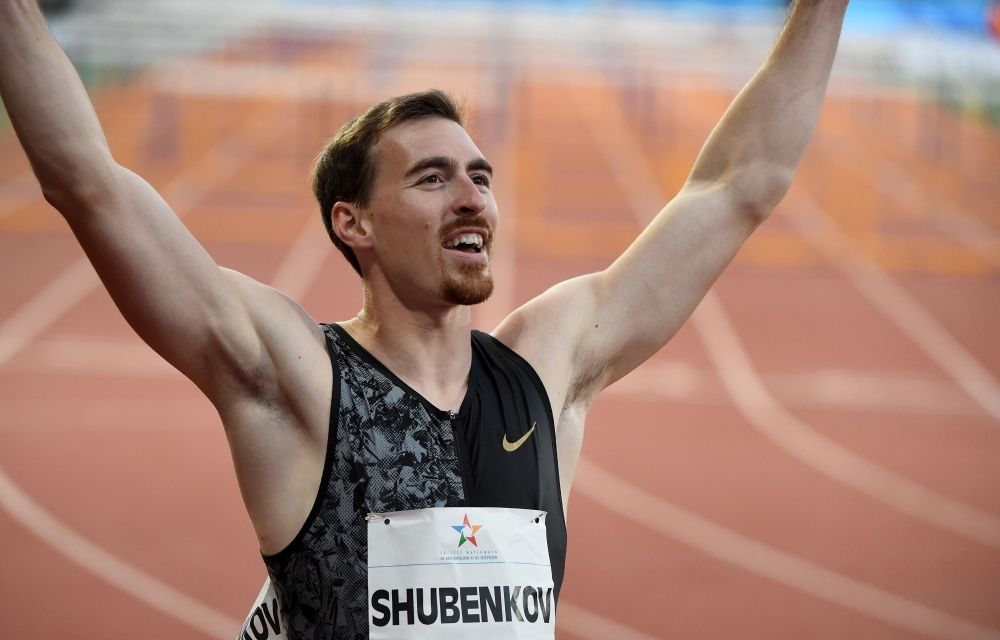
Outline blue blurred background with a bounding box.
[35,0,1000,36]
[273,0,1000,35]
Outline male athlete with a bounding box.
[0,0,849,637]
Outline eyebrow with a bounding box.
[467,157,493,176]
[403,155,493,180]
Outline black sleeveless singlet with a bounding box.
[261,324,567,640]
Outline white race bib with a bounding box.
[238,579,285,640]
[368,507,555,639]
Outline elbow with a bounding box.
[40,180,77,213]
[726,165,796,225]
[41,180,94,222]
[38,157,121,219]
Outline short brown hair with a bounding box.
[312,89,465,277]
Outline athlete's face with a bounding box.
[364,118,498,307]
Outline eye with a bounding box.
[420,174,443,185]
[472,174,491,187]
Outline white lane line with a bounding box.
[16,333,979,416]
[0,463,242,639]
[0,397,216,433]
[691,290,1000,548]
[575,458,1000,640]
[875,161,1000,269]
[607,359,980,415]
[557,600,661,640]
[1,451,640,640]
[1,448,644,640]
[764,369,979,416]
[784,190,1000,424]
[606,360,719,402]
[7,336,181,379]
[0,259,100,368]
[575,79,1000,548]
[269,214,332,300]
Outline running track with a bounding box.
[0,32,998,639]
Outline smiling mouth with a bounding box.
[442,232,485,254]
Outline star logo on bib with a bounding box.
[452,513,483,547]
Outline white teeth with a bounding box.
[443,233,484,249]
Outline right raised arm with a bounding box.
[1,1,343,552]
[0,0,301,403]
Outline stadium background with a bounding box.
[1,0,998,638]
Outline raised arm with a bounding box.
[0,1,337,551]
[502,0,849,411]
[0,0,316,404]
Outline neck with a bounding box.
[340,277,473,413]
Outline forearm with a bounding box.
[688,0,849,216]
[0,0,115,211]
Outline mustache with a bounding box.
[439,215,494,245]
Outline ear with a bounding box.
[331,201,373,252]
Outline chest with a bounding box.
[333,340,558,516]
[336,369,467,514]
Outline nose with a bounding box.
[453,174,488,216]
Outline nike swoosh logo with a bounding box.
[502,423,536,452]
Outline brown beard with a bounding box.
[438,214,495,306]
[441,260,494,306]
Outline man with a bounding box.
[0,0,849,637]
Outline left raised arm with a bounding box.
[501,0,849,408]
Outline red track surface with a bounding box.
[1,36,998,639]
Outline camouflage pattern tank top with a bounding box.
[261,323,566,640]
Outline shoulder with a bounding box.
[492,273,601,354]
[472,329,538,379]
[491,272,605,376]
[489,272,606,419]
[210,269,331,417]
[222,268,327,354]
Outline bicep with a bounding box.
[64,164,261,396]
[589,182,760,382]
[497,184,759,407]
